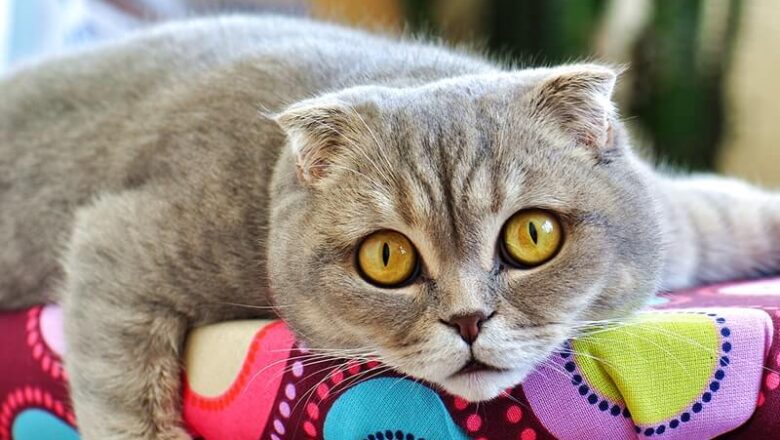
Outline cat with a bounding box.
[1,15,778,440]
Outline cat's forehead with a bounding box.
[334,134,585,270]
[376,74,535,122]
[396,72,541,101]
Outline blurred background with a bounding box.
[1,0,777,185]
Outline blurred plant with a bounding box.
[628,0,741,170]
[402,0,742,171]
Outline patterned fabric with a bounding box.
[0,306,76,439]
[2,278,780,439]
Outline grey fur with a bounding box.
[0,15,777,439]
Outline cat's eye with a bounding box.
[501,209,563,267]
[357,230,418,287]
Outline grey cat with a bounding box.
[1,15,778,440]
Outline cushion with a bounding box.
[2,278,780,439]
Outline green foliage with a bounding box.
[487,0,604,63]
[402,0,742,171]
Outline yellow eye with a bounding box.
[502,209,563,267]
[357,230,418,286]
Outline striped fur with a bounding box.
[658,175,780,289]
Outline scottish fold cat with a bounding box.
[1,16,778,439]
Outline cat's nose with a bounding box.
[443,311,493,344]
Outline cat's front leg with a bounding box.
[64,303,190,440]
[61,191,193,440]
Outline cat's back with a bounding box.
[0,14,494,216]
[0,15,490,188]
[0,16,339,188]
[0,15,493,307]
[0,15,394,142]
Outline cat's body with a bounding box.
[0,16,490,310]
[1,15,778,439]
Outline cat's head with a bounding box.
[267,64,664,401]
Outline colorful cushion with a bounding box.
[2,278,780,439]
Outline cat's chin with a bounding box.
[435,367,531,402]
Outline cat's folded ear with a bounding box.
[273,99,367,185]
[526,64,620,153]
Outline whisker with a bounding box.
[214,301,287,311]
[500,390,530,410]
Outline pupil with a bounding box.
[382,243,390,266]
[528,222,538,244]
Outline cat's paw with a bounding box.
[155,426,193,440]
[78,423,192,440]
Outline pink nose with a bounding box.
[444,312,489,344]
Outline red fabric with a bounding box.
[0,307,75,439]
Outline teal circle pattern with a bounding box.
[323,378,470,440]
[12,409,80,440]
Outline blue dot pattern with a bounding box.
[364,429,426,440]
[559,311,731,436]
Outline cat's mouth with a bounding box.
[435,356,532,401]
[453,358,508,376]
